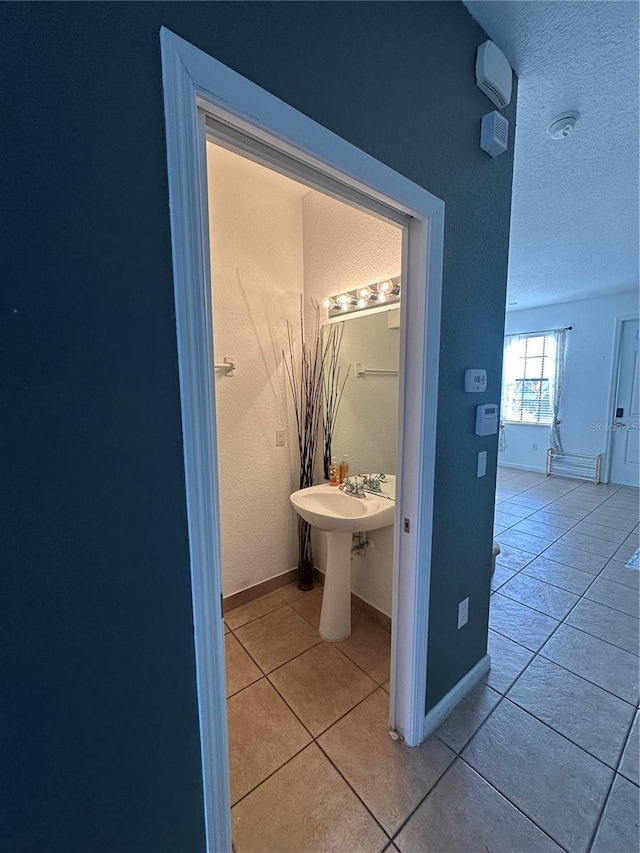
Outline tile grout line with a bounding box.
[226,594,291,632]
[457,747,572,853]
[229,738,313,812]
[314,724,394,844]
[483,700,587,849]
[458,653,620,851]
[393,686,572,853]
[490,578,638,699]
[230,470,635,848]
[405,518,621,853]
[228,600,396,841]
[504,685,634,773]
[229,605,322,675]
[230,585,392,688]
[585,704,640,853]
[266,670,380,742]
[231,613,388,700]
[387,754,467,848]
[230,682,390,842]
[494,484,639,659]
[496,581,639,643]
[490,472,638,851]
[533,647,638,708]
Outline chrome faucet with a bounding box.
[362,473,386,493]
[339,477,366,498]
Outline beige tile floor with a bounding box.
[225,467,639,852]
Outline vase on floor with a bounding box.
[297,518,314,590]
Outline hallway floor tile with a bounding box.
[224,467,639,851]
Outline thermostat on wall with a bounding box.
[465,368,487,393]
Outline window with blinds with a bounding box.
[501,333,557,425]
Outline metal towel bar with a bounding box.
[355,361,398,378]
[214,357,236,376]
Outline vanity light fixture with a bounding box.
[323,275,401,319]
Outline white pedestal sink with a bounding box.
[290,484,395,641]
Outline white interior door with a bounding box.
[610,318,640,486]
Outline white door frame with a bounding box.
[160,28,444,853]
[604,313,640,484]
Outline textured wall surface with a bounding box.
[1,3,514,848]
[501,289,640,473]
[207,144,304,596]
[465,1,639,308]
[302,191,402,308]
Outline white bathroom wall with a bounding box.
[500,289,639,475]
[302,191,402,616]
[207,144,306,596]
[302,191,402,306]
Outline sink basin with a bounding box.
[290,484,395,533]
[290,484,396,641]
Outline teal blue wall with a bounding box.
[0,3,515,848]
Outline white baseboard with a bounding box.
[422,654,491,740]
[498,462,546,474]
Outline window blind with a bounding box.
[502,333,557,425]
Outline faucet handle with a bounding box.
[339,477,357,495]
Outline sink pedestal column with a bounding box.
[319,531,352,641]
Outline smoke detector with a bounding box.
[476,40,513,109]
[548,112,579,139]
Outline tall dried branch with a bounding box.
[283,299,346,567]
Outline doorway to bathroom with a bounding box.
[161,28,444,851]
[206,139,404,810]
[207,138,402,624]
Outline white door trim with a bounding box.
[160,28,444,852]
[604,313,639,483]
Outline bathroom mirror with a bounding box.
[323,308,400,481]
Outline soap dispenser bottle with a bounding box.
[339,454,349,483]
[329,456,340,486]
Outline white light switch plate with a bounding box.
[275,429,285,447]
[477,450,487,478]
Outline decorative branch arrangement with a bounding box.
[322,324,350,480]
[283,300,349,590]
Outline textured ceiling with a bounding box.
[464,0,639,309]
